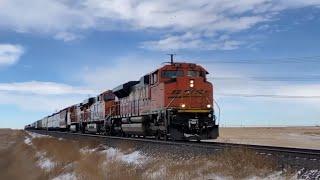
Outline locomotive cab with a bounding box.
[150,62,219,140]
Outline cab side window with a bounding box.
[150,71,158,85]
[200,71,206,78]
[154,73,157,83]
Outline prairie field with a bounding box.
[210,126,320,149]
[0,129,318,180]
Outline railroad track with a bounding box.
[27,129,320,170]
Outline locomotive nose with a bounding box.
[174,77,212,109]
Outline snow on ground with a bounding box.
[26,131,50,139]
[23,132,56,172]
[248,172,286,180]
[52,173,77,180]
[24,131,49,146]
[79,147,98,154]
[121,151,146,165]
[101,147,149,166]
[35,152,55,172]
[24,137,32,146]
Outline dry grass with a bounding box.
[29,134,143,179]
[33,138,277,179]
[113,141,136,153]
[141,148,277,180]
[0,130,48,180]
[104,160,144,180]
[75,152,106,180]
[304,131,320,136]
[32,137,81,165]
[209,148,277,179]
[0,130,294,180]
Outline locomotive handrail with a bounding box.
[166,93,179,108]
[214,99,221,125]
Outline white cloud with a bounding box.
[142,33,243,51]
[81,56,160,91]
[1,0,319,47]
[54,32,82,42]
[0,81,96,95]
[0,44,24,66]
[0,81,97,111]
[0,91,85,111]
[0,0,94,33]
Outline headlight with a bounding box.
[181,104,186,108]
[189,79,194,88]
[207,104,211,108]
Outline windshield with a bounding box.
[162,70,184,78]
[187,71,200,77]
[187,70,206,78]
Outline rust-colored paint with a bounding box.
[154,63,213,110]
[113,62,213,117]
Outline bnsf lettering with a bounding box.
[169,89,208,98]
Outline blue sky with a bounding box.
[1,0,320,128]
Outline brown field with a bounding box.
[0,129,311,179]
[209,126,320,149]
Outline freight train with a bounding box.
[25,58,219,141]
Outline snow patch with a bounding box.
[102,147,148,165]
[248,171,285,180]
[38,158,55,172]
[121,151,145,165]
[36,151,55,172]
[104,147,118,159]
[26,131,50,139]
[52,173,77,180]
[79,147,97,154]
[24,131,51,146]
[24,137,32,146]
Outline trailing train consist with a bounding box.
[25,59,219,140]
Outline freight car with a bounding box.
[25,58,219,141]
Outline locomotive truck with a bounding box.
[26,58,219,141]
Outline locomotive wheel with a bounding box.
[122,132,126,137]
[164,134,168,141]
[156,132,161,140]
[105,127,111,136]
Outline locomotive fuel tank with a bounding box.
[121,123,146,135]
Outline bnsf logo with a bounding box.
[169,89,208,98]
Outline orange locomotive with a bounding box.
[26,57,219,141]
[106,58,219,140]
